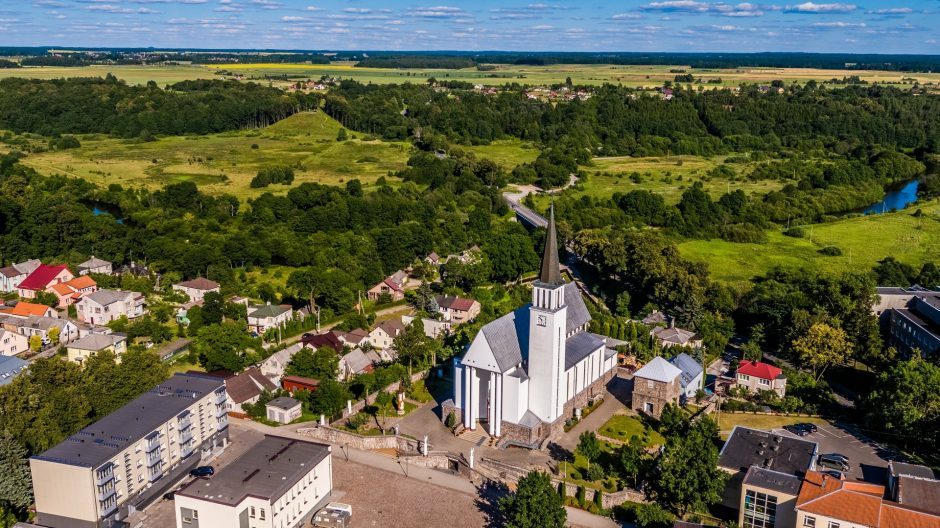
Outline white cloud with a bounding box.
[612,13,643,19]
[868,7,912,15]
[784,2,856,13]
[304,5,321,11]
[812,21,865,27]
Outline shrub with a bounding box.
[593,489,603,509]
[444,411,456,429]
[586,463,605,482]
[357,156,380,163]
[250,165,295,188]
[818,246,842,256]
[576,485,586,507]
[784,226,807,238]
[250,143,259,149]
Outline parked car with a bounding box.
[822,453,849,464]
[798,423,818,434]
[313,503,353,528]
[817,455,850,472]
[189,466,215,478]
[786,424,810,437]
[162,491,175,501]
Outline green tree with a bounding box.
[337,128,348,141]
[498,471,566,528]
[28,335,41,353]
[618,435,647,488]
[658,403,689,437]
[576,431,601,464]
[310,378,352,418]
[0,435,32,514]
[201,291,225,325]
[285,347,339,380]
[865,355,940,452]
[649,416,726,516]
[192,322,260,372]
[47,326,60,345]
[792,323,852,381]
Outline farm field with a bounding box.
[464,139,540,170]
[1,62,938,89]
[679,201,940,287]
[12,111,411,200]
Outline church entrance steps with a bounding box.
[457,426,492,447]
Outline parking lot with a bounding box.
[773,421,900,483]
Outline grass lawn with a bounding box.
[167,359,202,375]
[680,201,940,287]
[597,414,666,446]
[464,139,540,170]
[16,112,411,200]
[560,442,622,492]
[716,412,828,439]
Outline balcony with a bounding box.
[214,391,227,405]
[148,466,163,483]
[215,405,227,418]
[95,465,115,485]
[146,450,162,467]
[145,432,160,453]
[97,486,116,502]
[180,429,193,445]
[99,499,118,517]
[181,443,196,459]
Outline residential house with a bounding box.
[46,275,98,308]
[260,342,304,385]
[794,470,940,528]
[282,375,319,394]
[739,466,802,528]
[338,348,379,380]
[0,329,28,357]
[366,270,407,302]
[333,328,370,348]
[172,277,220,303]
[65,333,128,365]
[265,397,302,425]
[668,352,704,402]
[630,356,682,418]
[301,332,344,353]
[0,259,41,293]
[0,355,28,386]
[17,264,74,299]
[76,256,113,276]
[15,316,80,345]
[369,319,404,351]
[173,435,332,528]
[651,324,703,349]
[30,374,228,528]
[736,360,787,397]
[887,462,940,515]
[426,252,442,266]
[247,304,293,335]
[0,301,58,319]
[641,310,670,326]
[224,367,277,412]
[402,315,451,338]
[114,260,149,278]
[436,295,481,324]
[75,289,146,325]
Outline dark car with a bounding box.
[799,423,818,434]
[817,454,850,472]
[162,491,175,501]
[786,424,810,436]
[189,466,214,478]
[822,453,849,464]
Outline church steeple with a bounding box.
[538,204,563,285]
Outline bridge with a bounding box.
[506,198,548,229]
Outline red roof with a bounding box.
[18,264,70,291]
[437,295,476,312]
[300,332,344,353]
[737,360,783,380]
[382,278,403,292]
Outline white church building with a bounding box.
[445,207,619,446]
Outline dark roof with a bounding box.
[266,396,301,411]
[564,332,605,370]
[176,277,220,291]
[375,319,405,337]
[436,295,477,312]
[226,367,277,404]
[890,461,937,480]
[0,355,28,387]
[301,332,344,353]
[249,304,292,318]
[744,466,804,496]
[896,475,940,515]
[719,426,817,476]
[670,352,704,389]
[177,435,330,506]
[34,373,224,468]
[537,204,562,285]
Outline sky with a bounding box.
[1,1,938,53]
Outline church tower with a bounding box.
[527,204,568,423]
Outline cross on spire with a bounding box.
[538,203,563,285]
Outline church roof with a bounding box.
[538,204,563,285]
[565,332,605,370]
[633,356,682,383]
[564,282,591,332]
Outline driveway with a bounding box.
[772,421,900,483]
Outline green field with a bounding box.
[2,62,938,89]
[12,112,411,199]
[680,201,940,287]
[464,139,540,170]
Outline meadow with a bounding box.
[11,112,411,199]
[679,201,940,287]
[2,62,938,89]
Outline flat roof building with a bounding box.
[175,435,332,528]
[30,373,230,528]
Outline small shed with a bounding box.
[282,375,320,394]
[265,396,302,425]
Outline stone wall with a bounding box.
[297,425,420,452]
[331,370,427,426]
[630,375,680,419]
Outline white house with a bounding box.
[402,315,451,338]
[172,277,220,303]
[76,256,113,276]
[247,304,293,335]
[15,316,80,345]
[260,342,305,385]
[174,435,332,528]
[449,207,618,443]
[75,289,146,325]
[669,352,704,402]
[368,319,405,351]
[0,259,41,293]
[0,329,28,357]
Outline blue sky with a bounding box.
[1,1,938,53]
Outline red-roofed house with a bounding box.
[17,264,73,299]
[0,301,58,319]
[366,270,407,302]
[736,359,787,397]
[436,295,481,324]
[300,332,344,353]
[46,275,98,308]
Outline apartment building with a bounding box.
[174,435,332,528]
[30,373,229,528]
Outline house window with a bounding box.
[739,374,750,382]
[827,523,839,528]
[250,506,256,518]
[742,489,777,528]
[758,378,770,386]
[646,380,654,389]
[803,516,816,527]
[260,509,265,520]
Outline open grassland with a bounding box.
[464,139,540,170]
[716,413,828,439]
[2,62,937,89]
[13,112,410,200]
[680,201,940,287]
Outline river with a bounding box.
[862,179,920,215]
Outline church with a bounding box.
[445,207,619,446]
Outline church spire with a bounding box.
[538,203,563,285]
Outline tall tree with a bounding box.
[0,436,32,514]
[792,323,852,381]
[285,347,339,381]
[649,416,726,516]
[498,471,567,528]
[866,356,940,452]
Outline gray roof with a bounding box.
[670,353,704,389]
[564,282,591,332]
[22,315,71,332]
[564,332,605,370]
[77,257,111,270]
[67,333,126,351]
[896,475,940,514]
[719,426,817,476]
[342,348,375,374]
[177,435,330,506]
[266,396,301,411]
[249,304,292,318]
[82,289,138,307]
[538,204,562,285]
[743,466,803,496]
[0,355,28,387]
[34,373,224,468]
[890,461,937,480]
